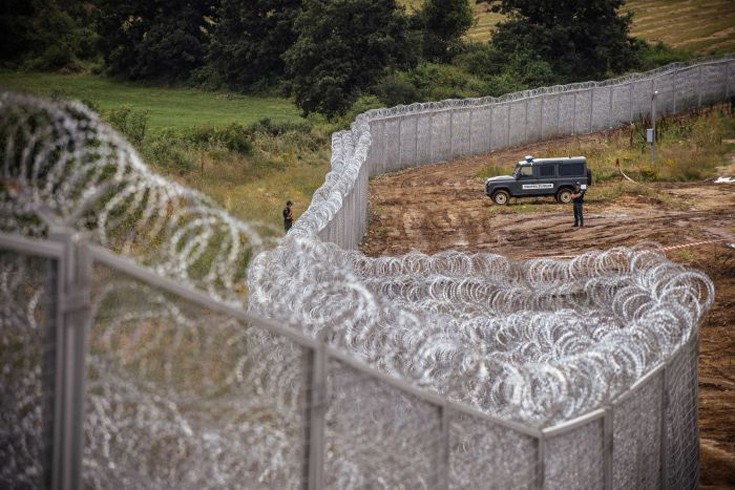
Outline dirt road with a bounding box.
[360,141,735,488]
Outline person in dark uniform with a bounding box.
[571,182,586,228]
[283,200,294,232]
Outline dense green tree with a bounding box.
[0,0,98,70]
[420,0,474,62]
[207,0,301,91]
[284,0,418,118]
[94,0,215,81]
[480,0,643,83]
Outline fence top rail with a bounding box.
[88,242,321,351]
[327,345,545,439]
[358,55,735,124]
[541,408,606,438]
[0,232,65,259]
[89,239,547,436]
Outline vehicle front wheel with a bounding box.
[556,188,573,204]
[492,190,510,205]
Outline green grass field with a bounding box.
[0,72,303,133]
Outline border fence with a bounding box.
[296,56,735,248]
[1,56,728,489]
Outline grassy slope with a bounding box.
[0,72,302,132]
[401,0,735,55]
[625,0,735,54]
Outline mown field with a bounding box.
[402,0,735,54]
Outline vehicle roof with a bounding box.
[517,156,586,165]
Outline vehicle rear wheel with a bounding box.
[556,188,573,204]
[492,190,510,205]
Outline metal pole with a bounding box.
[608,87,613,129]
[414,116,420,165]
[438,405,451,490]
[449,110,454,159]
[468,108,474,155]
[306,336,327,490]
[673,72,677,113]
[536,434,546,489]
[49,227,91,490]
[652,90,658,166]
[603,408,613,490]
[589,89,594,133]
[506,103,511,147]
[660,367,669,489]
[540,95,545,140]
[398,115,403,169]
[429,113,434,163]
[524,98,529,143]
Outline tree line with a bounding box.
[1,0,685,120]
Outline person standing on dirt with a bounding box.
[571,182,586,228]
[283,200,294,233]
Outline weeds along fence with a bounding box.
[296,56,735,248]
[0,57,719,490]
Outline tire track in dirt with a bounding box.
[360,142,735,487]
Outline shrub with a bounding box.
[142,130,196,174]
[372,74,422,107]
[247,118,311,137]
[105,105,148,144]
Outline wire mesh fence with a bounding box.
[0,57,727,488]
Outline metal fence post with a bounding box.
[589,89,594,133]
[49,227,91,490]
[506,103,511,147]
[438,405,451,490]
[524,98,529,143]
[449,110,454,159]
[398,115,403,169]
[429,113,434,163]
[468,108,474,154]
[629,83,633,122]
[414,116,420,165]
[725,62,730,98]
[306,336,328,490]
[540,95,545,140]
[691,335,701,488]
[673,71,677,113]
[659,366,669,490]
[536,434,546,489]
[603,408,613,490]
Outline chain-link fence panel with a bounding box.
[0,248,57,488]
[612,369,663,489]
[83,261,311,489]
[544,419,605,490]
[325,359,443,489]
[449,412,538,490]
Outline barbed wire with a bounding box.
[0,84,717,487]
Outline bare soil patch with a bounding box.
[360,141,735,487]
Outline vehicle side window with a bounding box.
[519,166,533,177]
[540,165,555,177]
[559,162,584,176]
